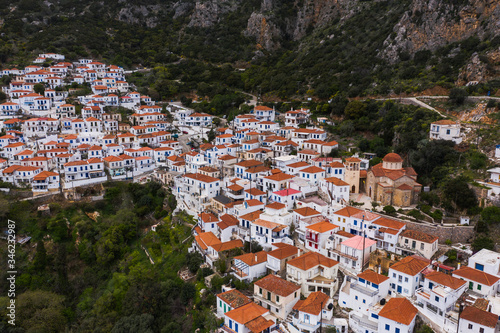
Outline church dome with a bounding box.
[383,153,403,163]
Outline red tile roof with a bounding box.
[254,274,300,297]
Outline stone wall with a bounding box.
[403,220,475,244]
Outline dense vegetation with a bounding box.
[1,0,500,103]
[0,182,222,333]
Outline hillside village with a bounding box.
[1,54,500,333]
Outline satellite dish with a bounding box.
[380,298,386,305]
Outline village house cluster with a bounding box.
[1,55,499,333]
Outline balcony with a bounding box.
[350,282,378,297]
[253,293,282,309]
[350,313,378,331]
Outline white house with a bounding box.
[216,289,251,317]
[468,248,500,278]
[377,298,418,333]
[430,120,462,144]
[292,291,334,332]
[231,251,268,282]
[415,270,468,331]
[458,306,500,333]
[388,256,429,297]
[452,266,500,297]
[223,302,274,333]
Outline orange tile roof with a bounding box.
[194,232,221,250]
[460,306,499,328]
[390,256,428,276]
[234,251,268,266]
[240,211,261,221]
[301,166,325,174]
[33,171,58,180]
[235,160,263,168]
[246,316,274,333]
[211,239,244,253]
[245,188,266,196]
[357,269,389,285]
[334,206,363,217]
[184,173,219,183]
[266,202,286,210]
[324,177,349,186]
[378,298,417,325]
[218,214,239,230]
[254,274,300,297]
[432,119,457,125]
[293,291,329,315]
[287,251,339,270]
[400,229,438,244]
[425,271,466,290]
[307,221,338,233]
[373,217,406,231]
[453,267,500,286]
[294,207,321,217]
[264,173,295,182]
[225,302,268,325]
[217,289,251,309]
[268,244,299,260]
[253,219,287,232]
[199,212,219,223]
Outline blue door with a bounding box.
[397,285,402,293]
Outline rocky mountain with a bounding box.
[0,0,499,97]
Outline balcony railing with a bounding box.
[253,293,282,309]
[350,282,378,297]
[350,313,378,331]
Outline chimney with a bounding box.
[378,265,381,274]
[255,254,258,262]
[457,263,461,270]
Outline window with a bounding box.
[469,282,474,290]
[385,324,390,331]
[371,313,379,319]
[363,299,366,304]
[480,328,484,333]
[355,296,358,300]
[475,263,484,271]
[435,296,439,302]
[477,284,482,291]
[358,278,365,284]
[468,324,472,329]
[404,277,408,282]
[259,288,262,295]
[276,295,280,303]
[235,323,239,332]
[395,328,400,333]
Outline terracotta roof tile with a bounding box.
[378,298,417,325]
[254,274,300,297]
[453,267,500,286]
[460,306,499,328]
[287,251,339,271]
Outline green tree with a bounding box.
[472,236,494,252]
[481,206,500,225]
[344,100,367,119]
[449,88,468,105]
[17,291,67,332]
[111,314,155,333]
[34,83,45,95]
[383,205,396,216]
[443,177,478,211]
[33,240,47,270]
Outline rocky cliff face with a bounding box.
[381,0,500,63]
